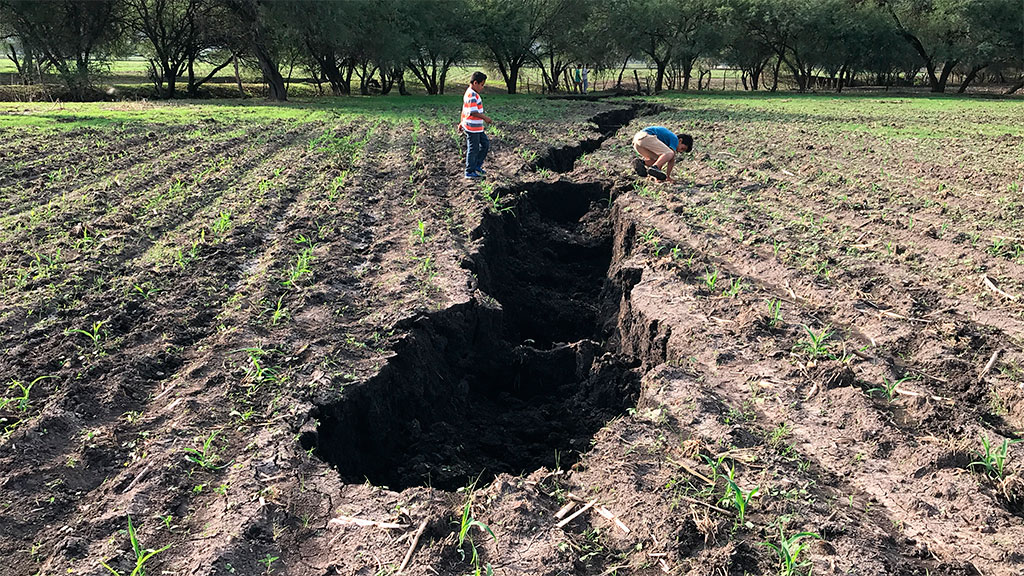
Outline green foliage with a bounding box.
[101,516,171,576]
[969,435,1021,480]
[794,325,832,358]
[456,493,497,576]
[760,526,820,576]
[66,320,106,349]
[866,376,911,403]
[0,376,53,413]
[183,431,231,470]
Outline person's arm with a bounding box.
[470,110,492,124]
[664,156,676,181]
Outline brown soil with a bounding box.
[1,96,1022,576]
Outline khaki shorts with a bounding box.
[632,131,672,157]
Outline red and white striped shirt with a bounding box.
[461,87,484,133]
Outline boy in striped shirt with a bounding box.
[460,71,493,179]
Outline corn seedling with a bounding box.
[1,376,53,413]
[795,325,832,358]
[67,320,106,349]
[481,183,514,215]
[282,248,314,288]
[457,496,497,576]
[766,299,783,327]
[719,463,758,525]
[723,277,745,298]
[132,283,160,300]
[416,220,428,243]
[183,431,231,470]
[240,347,279,386]
[866,376,910,403]
[268,296,289,326]
[704,268,719,292]
[101,516,171,576]
[760,527,820,576]
[969,435,1021,480]
[211,212,232,236]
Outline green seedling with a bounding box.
[969,435,1021,480]
[723,277,745,298]
[183,431,231,470]
[795,325,832,358]
[719,463,758,525]
[282,248,314,288]
[259,554,279,573]
[416,220,428,243]
[703,268,719,292]
[268,296,289,326]
[240,347,279,386]
[760,527,820,576]
[480,183,514,215]
[212,212,232,236]
[866,376,910,403]
[702,456,758,525]
[67,321,106,349]
[101,516,171,576]
[766,298,783,327]
[457,496,497,576]
[1,376,53,413]
[132,283,160,300]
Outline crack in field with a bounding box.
[307,105,653,491]
[306,181,641,491]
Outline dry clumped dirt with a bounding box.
[1,94,1023,576]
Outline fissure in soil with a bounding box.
[305,180,640,491]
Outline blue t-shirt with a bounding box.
[643,126,678,150]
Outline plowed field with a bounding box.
[1,93,1022,576]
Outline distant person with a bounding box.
[631,126,692,182]
[581,66,590,94]
[460,71,493,179]
[573,67,582,93]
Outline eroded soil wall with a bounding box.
[308,180,640,491]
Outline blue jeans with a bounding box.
[465,131,490,175]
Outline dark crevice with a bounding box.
[304,179,641,491]
[533,103,666,173]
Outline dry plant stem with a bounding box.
[554,501,577,519]
[982,275,1018,301]
[397,517,429,574]
[677,494,730,514]
[979,349,1002,382]
[666,457,714,485]
[555,499,596,528]
[122,462,154,494]
[595,506,631,534]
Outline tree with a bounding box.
[881,0,975,92]
[0,0,121,94]
[611,0,713,93]
[954,0,1024,92]
[476,0,563,94]
[125,0,204,98]
[403,0,467,94]
[220,0,287,100]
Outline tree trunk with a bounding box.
[253,44,286,101]
[1005,77,1024,95]
[957,63,987,93]
[931,60,957,93]
[770,58,781,92]
[616,55,629,89]
[654,59,669,92]
[234,55,245,96]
